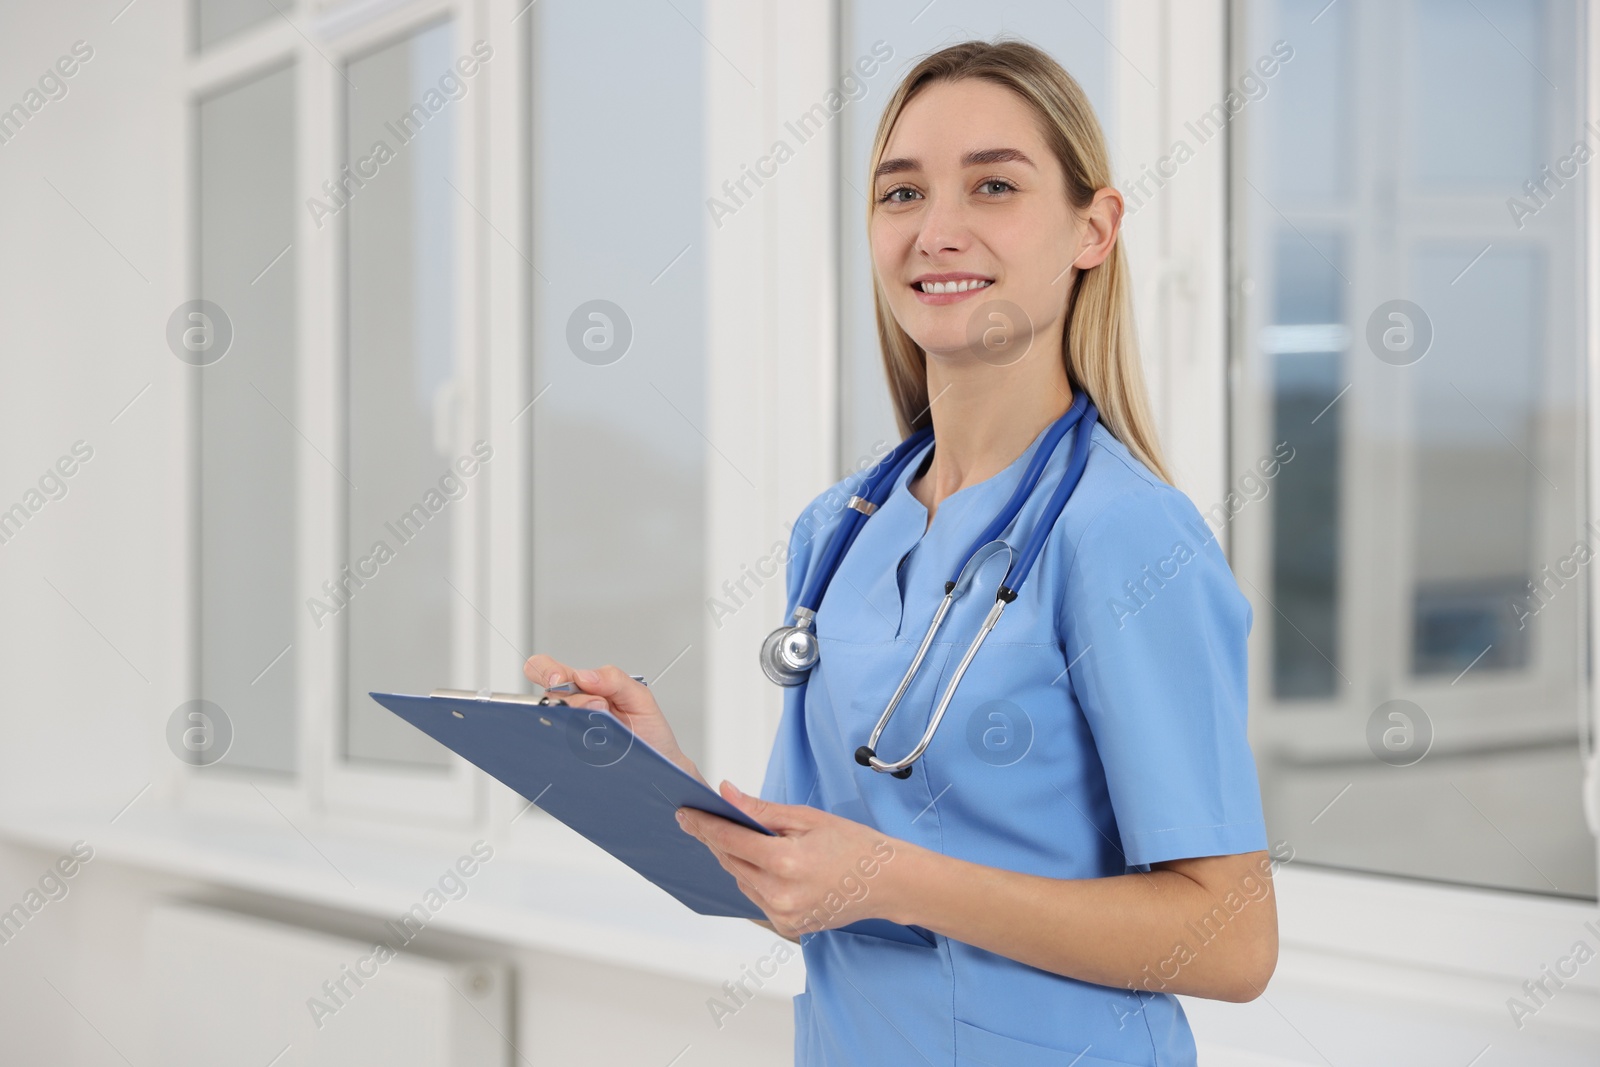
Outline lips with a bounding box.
[910,275,994,305]
[911,272,994,293]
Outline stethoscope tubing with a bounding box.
[765,394,1100,777]
[794,426,934,621]
[858,400,1099,776]
[945,391,1089,593]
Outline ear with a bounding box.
[1072,186,1124,271]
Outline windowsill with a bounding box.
[1270,862,1600,1027]
[2,806,1594,1019]
[0,803,800,996]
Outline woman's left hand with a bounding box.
[678,781,907,938]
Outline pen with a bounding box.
[544,673,647,694]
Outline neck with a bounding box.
[911,347,1075,519]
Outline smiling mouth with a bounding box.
[914,279,994,294]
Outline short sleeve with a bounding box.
[1061,484,1268,868]
[757,478,861,807]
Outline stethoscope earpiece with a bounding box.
[854,746,913,779]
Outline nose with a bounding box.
[913,189,970,259]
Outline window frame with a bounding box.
[177,0,491,828]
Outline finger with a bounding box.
[565,669,659,726]
[573,664,653,706]
[733,876,770,911]
[522,654,576,688]
[684,805,788,867]
[684,815,766,882]
[705,836,764,882]
[717,780,815,834]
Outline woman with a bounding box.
[525,38,1277,1066]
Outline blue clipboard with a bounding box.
[370,690,934,948]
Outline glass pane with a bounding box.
[1238,0,1593,898]
[196,64,297,774]
[1266,229,1345,700]
[528,1,708,763]
[1410,244,1539,675]
[1411,0,1544,190]
[343,21,461,767]
[195,0,281,51]
[1269,0,1347,200]
[839,0,1116,469]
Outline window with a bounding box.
[1232,0,1595,898]
[183,0,708,820]
[185,3,487,819]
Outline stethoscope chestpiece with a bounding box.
[760,623,818,687]
[854,745,914,779]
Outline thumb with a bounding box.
[575,666,650,710]
[719,781,801,829]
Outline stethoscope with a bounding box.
[760,391,1100,777]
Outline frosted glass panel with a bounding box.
[528,1,708,764]
[1410,245,1539,676]
[196,64,298,774]
[342,21,460,767]
[1411,0,1544,190]
[1266,229,1344,700]
[1268,0,1347,199]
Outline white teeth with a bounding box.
[918,278,992,294]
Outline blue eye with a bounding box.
[878,186,918,204]
[980,179,1017,195]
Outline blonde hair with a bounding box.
[866,38,1172,485]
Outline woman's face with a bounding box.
[870,78,1084,366]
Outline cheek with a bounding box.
[1002,216,1071,277]
[1004,228,1078,310]
[868,222,904,276]
[869,231,915,305]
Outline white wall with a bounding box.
[0,0,187,822]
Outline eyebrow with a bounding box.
[873,147,1037,181]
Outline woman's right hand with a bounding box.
[521,655,703,782]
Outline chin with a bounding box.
[908,338,961,362]
[898,321,964,357]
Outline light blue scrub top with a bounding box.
[760,417,1269,1067]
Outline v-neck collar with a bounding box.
[858,418,1068,637]
[891,417,1061,541]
